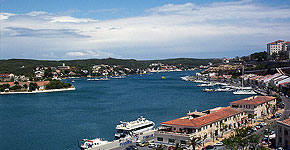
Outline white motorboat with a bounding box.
[203,88,214,92]
[181,76,189,81]
[111,76,125,79]
[215,88,233,92]
[233,89,257,95]
[87,77,109,81]
[79,138,109,150]
[197,83,216,87]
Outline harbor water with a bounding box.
[0,71,251,150]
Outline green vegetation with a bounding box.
[29,83,38,91]
[0,58,221,76]
[154,144,167,150]
[45,80,72,89]
[222,126,260,150]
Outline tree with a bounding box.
[278,51,286,60]
[271,52,279,60]
[220,123,229,137]
[23,84,28,89]
[250,51,267,61]
[247,134,260,149]
[29,83,38,91]
[188,136,201,150]
[154,144,167,150]
[173,143,183,150]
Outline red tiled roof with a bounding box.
[161,107,243,128]
[0,74,10,78]
[281,118,290,126]
[230,96,276,105]
[267,40,285,44]
[36,81,50,86]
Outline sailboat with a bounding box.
[233,65,257,95]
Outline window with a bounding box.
[180,140,186,145]
[168,139,175,144]
[157,137,163,142]
[285,130,288,136]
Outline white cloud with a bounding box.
[0,13,16,20]
[50,16,98,23]
[1,0,290,59]
[65,50,117,59]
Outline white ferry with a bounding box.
[115,116,155,139]
[79,117,155,150]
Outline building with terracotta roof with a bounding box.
[276,118,290,149]
[230,96,276,118]
[155,107,247,145]
[267,40,290,59]
[0,73,14,82]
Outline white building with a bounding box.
[155,107,247,145]
[276,118,290,149]
[230,96,276,118]
[267,40,290,59]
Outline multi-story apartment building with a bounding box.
[230,96,276,118]
[267,40,290,59]
[276,118,290,149]
[154,107,247,145]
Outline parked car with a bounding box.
[125,145,138,150]
[136,140,142,146]
[275,147,284,150]
[148,143,156,148]
[202,145,215,150]
[214,141,223,146]
[139,141,149,147]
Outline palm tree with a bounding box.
[154,144,167,150]
[189,136,201,150]
[174,143,183,150]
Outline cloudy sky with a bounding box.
[1,0,290,60]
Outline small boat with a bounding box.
[161,76,165,80]
[203,88,214,92]
[181,76,189,81]
[79,138,109,150]
[111,76,125,79]
[72,80,75,83]
[233,89,257,95]
[215,88,233,92]
[87,77,109,81]
[197,83,215,87]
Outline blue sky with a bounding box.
[1,0,290,60]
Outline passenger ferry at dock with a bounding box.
[79,117,155,150]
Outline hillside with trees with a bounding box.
[0,58,221,76]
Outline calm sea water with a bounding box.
[0,71,251,150]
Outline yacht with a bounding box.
[115,116,155,139]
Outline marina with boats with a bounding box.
[181,75,257,95]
